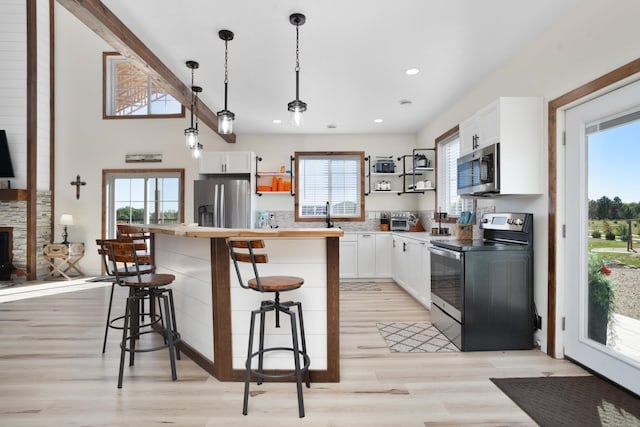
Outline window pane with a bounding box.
[104,53,184,118]
[296,153,363,221]
[437,135,473,216]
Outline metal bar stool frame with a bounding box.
[228,239,311,418]
[96,238,156,353]
[108,241,181,388]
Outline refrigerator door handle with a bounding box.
[219,184,225,227]
[213,184,220,227]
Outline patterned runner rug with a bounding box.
[377,322,459,353]
[340,282,382,291]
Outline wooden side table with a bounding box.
[43,243,85,280]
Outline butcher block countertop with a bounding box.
[135,224,344,238]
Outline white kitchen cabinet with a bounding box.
[391,236,408,287]
[391,235,431,309]
[357,233,376,278]
[459,97,543,195]
[341,232,393,279]
[199,151,253,174]
[374,233,392,278]
[460,101,499,154]
[339,234,358,279]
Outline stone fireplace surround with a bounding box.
[0,191,52,280]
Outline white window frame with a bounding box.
[437,131,474,216]
[103,169,184,239]
[294,151,365,222]
[103,52,184,118]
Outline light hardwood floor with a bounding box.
[0,280,587,426]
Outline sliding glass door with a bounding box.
[103,169,184,239]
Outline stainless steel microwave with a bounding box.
[457,143,500,196]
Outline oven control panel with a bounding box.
[480,212,530,231]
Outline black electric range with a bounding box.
[429,212,534,351]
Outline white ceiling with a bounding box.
[101,0,577,136]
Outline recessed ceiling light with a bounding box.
[399,99,413,106]
[327,124,337,129]
[272,119,282,124]
[405,68,420,76]
[374,119,383,123]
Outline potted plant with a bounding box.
[587,253,615,344]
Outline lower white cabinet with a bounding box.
[356,234,376,278]
[391,235,431,309]
[374,233,392,278]
[339,234,358,279]
[392,236,408,287]
[340,232,393,279]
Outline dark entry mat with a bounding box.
[491,376,640,427]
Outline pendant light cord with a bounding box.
[224,39,229,110]
[189,66,195,128]
[295,23,300,100]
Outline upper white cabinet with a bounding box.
[200,151,254,174]
[460,101,499,154]
[459,97,543,195]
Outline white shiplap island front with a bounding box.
[138,225,343,382]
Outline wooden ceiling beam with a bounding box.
[56,0,236,143]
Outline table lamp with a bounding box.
[59,214,74,245]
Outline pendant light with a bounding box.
[184,60,200,148]
[288,13,307,126]
[191,85,203,159]
[217,30,235,134]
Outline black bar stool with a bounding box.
[108,241,181,388]
[228,239,311,418]
[96,238,155,353]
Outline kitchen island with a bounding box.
[137,225,343,382]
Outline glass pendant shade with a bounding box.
[217,110,235,134]
[288,99,307,126]
[185,127,198,148]
[192,143,203,159]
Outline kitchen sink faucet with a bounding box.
[326,201,334,228]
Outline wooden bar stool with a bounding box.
[107,241,180,388]
[96,238,155,353]
[228,239,310,418]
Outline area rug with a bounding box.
[376,322,459,353]
[340,282,382,291]
[491,376,640,427]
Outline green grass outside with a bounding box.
[588,236,640,268]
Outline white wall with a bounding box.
[0,0,27,189]
[416,0,640,355]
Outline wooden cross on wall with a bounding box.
[70,175,86,200]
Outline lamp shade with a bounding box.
[59,214,74,226]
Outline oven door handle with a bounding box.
[430,246,462,261]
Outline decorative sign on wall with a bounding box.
[125,153,163,163]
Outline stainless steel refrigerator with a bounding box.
[194,175,251,228]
